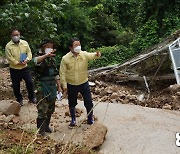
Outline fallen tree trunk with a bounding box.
[116,74,175,82]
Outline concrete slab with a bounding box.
[92,102,180,154]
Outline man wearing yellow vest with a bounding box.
[5,29,36,106]
[60,37,101,126]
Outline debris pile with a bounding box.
[90,80,139,104]
[90,80,180,111]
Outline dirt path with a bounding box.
[0,99,92,144]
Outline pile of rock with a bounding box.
[90,80,139,104]
[0,101,21,129]
[0,114,20,129]
[145,84,180,110]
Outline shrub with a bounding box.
[88,45,131,69]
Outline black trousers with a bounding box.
[67,81,93,114]
[10,67,35,102]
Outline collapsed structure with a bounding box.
[89,30,180,87]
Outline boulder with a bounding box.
[3,102,21,116]
[83,122,107,149]
[162,104,172,110]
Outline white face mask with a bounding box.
[45,48,53,54]
[12,36,20,43]
[74,46,81,53]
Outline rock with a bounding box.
[174,103,180,110]
[9,122,14,125]
[76,108,83,117]
[169,84,180,93]
[94,87,100,95]
[106,89,113,94]
[172,95,180,102]
[109,99,117,103]
[121,99,129,104]
[176,92,180,96]
[92,94,98,99]
[0,115,6,123]
[162,104,172,110]
[137,94,145,102]
[65,111,70,117]
[65,108,83,117]
[110,93,119,99]
[36,141,42,144]
[3,102,21,116]
[6,115,15,123]
[66,119,70,123]
[95,80,103,86]
[83,122,107,149]
[43,148,52,154]
[98,96,109,102]
[3,123,8,128]
[99,91,108,97]
[111,87,119,92]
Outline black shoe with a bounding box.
[69,107,76,127]
[87,110,94,125]
[87,117,94,125]
[29,98,37,104]
[18,100,23,106]
[45,115,52,133]
[37,118,46,136]
[45,126,52,133]
[69,118,76,127]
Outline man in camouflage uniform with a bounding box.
[32,39,62,136]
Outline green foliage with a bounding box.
[88,45,131,68]
[130,19,160,52]
[7,145,34,154]
[0,47,4,56]
[0,0,180,68]
[161,16,180,37]
[0,0,66,51]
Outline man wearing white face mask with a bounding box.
[32,39,62,136]
[5,29,36,106]
[60,37,101,127]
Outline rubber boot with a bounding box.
[87,109,94,125]
[69,107,76,126]
[37,118,46,136]
[45,115,52,133]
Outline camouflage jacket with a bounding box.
[32,53,60,93]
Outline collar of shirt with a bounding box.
[69,51,84,59]
[9,39,23,45]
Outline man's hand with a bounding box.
[62,87,67,94]
[17,62,26,66]
[96,51,101,57]
[21,59,29,65]
[45,49,56,58]
[57,86,63,93]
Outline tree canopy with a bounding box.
[0,0,179,67]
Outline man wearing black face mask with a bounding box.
[5,29,36,106]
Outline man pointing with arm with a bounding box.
[60,37,101,127]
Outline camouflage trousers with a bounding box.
[36,91,55,119]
